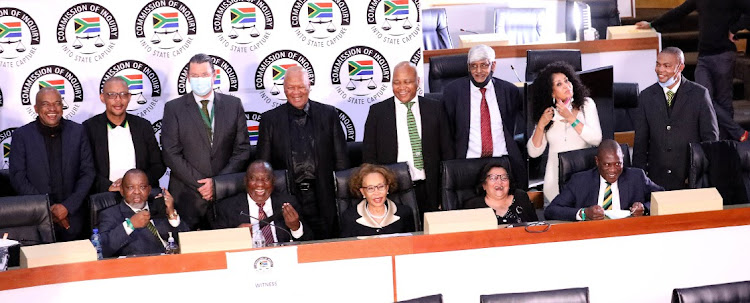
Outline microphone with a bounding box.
[510,65,523,83]
[459,28,479,34]
[239,211,295,243]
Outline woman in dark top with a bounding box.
[339,164,415,237]
[463,162,538,224]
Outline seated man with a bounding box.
[99,169,188,257]
[213,160,311,243]
[545,139,664,221]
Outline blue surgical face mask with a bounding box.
[190,76,213,96]
[658,66,680,88]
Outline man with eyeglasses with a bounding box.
[442,44,527,190]
[161,53,250,230]
[9,87,95,241]
[83,77,166,194]
[212,160,310,242]
[545,140,664,221]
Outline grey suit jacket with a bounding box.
[633,78,719,190]
[161,92,250,228]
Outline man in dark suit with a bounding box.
[546,140,664,221]
[84,77,165,193]
[633,47,719,190]
[363,62,453,215]
[99,169,188,257]
[213,160,311,243]
[442,44,527,189]
[9,87,95,241]
[161,53,251,230]
[257,66,349,240]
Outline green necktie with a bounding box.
[404,102,424,170]
[602,182,613,210]
[200,100,213,143]
[666,90,675,107]
[146,221,165,245]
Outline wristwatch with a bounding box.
[167,209,178,220]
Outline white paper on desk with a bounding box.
[357,233,413,240]
[225,246,299,300]
[605,210,631,219]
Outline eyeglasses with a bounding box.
[469,62,491,71]
[486,174,509,182]
[362,184,387,194]
[103,92,131,100]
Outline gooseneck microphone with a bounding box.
[239,211,295,243]
[459,28,479,34]
[510,65,523,83]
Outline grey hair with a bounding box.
[467,44,495,64]
[188,53,215,73]
[661,47,685,65]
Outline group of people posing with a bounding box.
[7,41,726,257]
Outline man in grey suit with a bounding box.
[633,47,719,190]
[161,53,250,230]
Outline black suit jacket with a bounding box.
[256,101,349,235]
[161,92,251,229]
[633,78,719,190]
[99,201,188,257]
[442,76,527,189]
[362,96,454,211]
[545,167,665,221]
[212,192,312,242]
[83,113,165,193]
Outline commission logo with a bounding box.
[331,46,390,105]
[0,86,3,107]
[177,55,239,95]
[410,48,424,96]
[255,49,315,106]
[56,3,119,63]
[20,65,84,120]
[100,60,162,118]
[245,111,261,145]
[253,256,273,273]
[135,0,197,58]
[0,8,40,68]
[0,128,15,170]
[335,107,356,141]
[290,0,350,47]
[214,0,274,53]
[366,0,420,45]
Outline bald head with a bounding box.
[392,61,419,103]
[283,65,311,109]
[597,139,622,158]
[596,139,624,184]
[34,87,63,127]
[35,87,61,106]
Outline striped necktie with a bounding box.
[602,182,613,210]
[404,101,424,170]
[146,221,165,246]
[257,203,275,244]
[666,90,675,107]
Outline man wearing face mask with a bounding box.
[161,53,250,230]
[633,47,719,190]
[442,44,526,189]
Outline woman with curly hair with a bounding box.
[527,62,602,205]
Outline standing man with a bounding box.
[161,53,250,230]
[442,44,527,189]
[9,87,95,241]
[84,77,165,194]
[636,1,750,141]
[633,47,719,190]
[363,62,453,215]
[257,66,349,240]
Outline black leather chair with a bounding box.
[428,53,468,93]
[0,169,15,197]
[348,141,363,169]
[672,281,750,303]
[424,92,443,103]
[213,169,291,201]
[577,66,615,140]
[334,162,420,231]
[557,143,630,190]
[0,194,56,267]
[422,8,452,50]
[688,141,750,205]
[565,0,620,41]
[89,188,163,231]
[441,156,511,210]
[525,49,582,82]
[396,294,443,303]
[613,82,639,132]
[480,287,589,303]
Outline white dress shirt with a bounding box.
[575,176,622,221]
[661,77,682,102]
[107,121,136,182]
[467,82,508,158]
[394,96,426,181]
[246,194,305,242]
[193,91,216,133]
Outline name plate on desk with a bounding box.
[458,33,509,48]
[20,240,96,268]
[423,208,497,235]
[179,227,252,254]
[651,188,723,216]
[225,246,299,300]
[607,25,657,40]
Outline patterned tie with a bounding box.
[666,90,675,107]
[257,203,275,244]
[145,221,165,245]
[479,88,493,157]
[602,182,613,210]
[404,102,424,170]
[200,100,213,143]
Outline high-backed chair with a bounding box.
[0,194,56,267]
[422,8,453,50]
[557,143,630,190]
[613,82,639,132]
[428,54,469,93]
[0,169,15,197]
[525,49,582,82]
[347,141,363,169]
[213,169,291,201]
[688,141,750,205]
[672,281,750,303]
[396,294,443,303]
[334,162,420,231]
[89,188,163,231]
[494,8,546,45]
[441,156,511,210]
[577,66,615,140]
[565,0,621,41]
[480,287,589,303]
